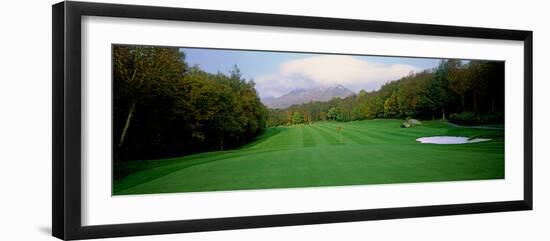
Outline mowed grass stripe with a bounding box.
[304,124,334,146]
[348,120,502,140]
[258,126,299,149]
[320,122,381,143]
[247,127,288,149]
[302,125,319,147]
[314,122,374,145]
[290,125,306,148]
[114,119,505,195]
[309,124,343,145]
[314,123,363,145]
[346,121,505,152]
[346,124,416,143]
[244,127,287,150]
[336,121,412,137]
[319,122,399,144]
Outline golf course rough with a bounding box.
[113,119,504,195]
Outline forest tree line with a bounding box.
[267,60,504,126]
[113,46,268,162]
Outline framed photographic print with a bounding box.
[52,1,533,240]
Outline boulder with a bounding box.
[401,118,422,128]
[409,119,422,125]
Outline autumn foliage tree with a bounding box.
[113,46,188,148]
[113,46,267,162]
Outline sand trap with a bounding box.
[416,136,491,144]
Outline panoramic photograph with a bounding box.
[112,45,505,195]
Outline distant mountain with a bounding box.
[262,84,355,109]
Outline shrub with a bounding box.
[449,112,478,125]
[479,112,504,124]
[449,112,504,126]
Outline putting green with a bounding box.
[113,119,504,195]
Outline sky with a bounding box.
[181,47,442,99]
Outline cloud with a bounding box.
[254,55,419,98]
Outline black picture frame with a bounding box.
[52,1,533,240]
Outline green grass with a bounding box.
[113,119,504,195]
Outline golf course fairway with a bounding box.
[113,119,504,195]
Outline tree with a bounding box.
[327,107,339,121]
[113,46,187,148]
[292,111,304,124]
[337,96,355,121]
[447,60,469,110]
[383,91,399,118]
[424,60,453,119]
[114,48,268,162]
